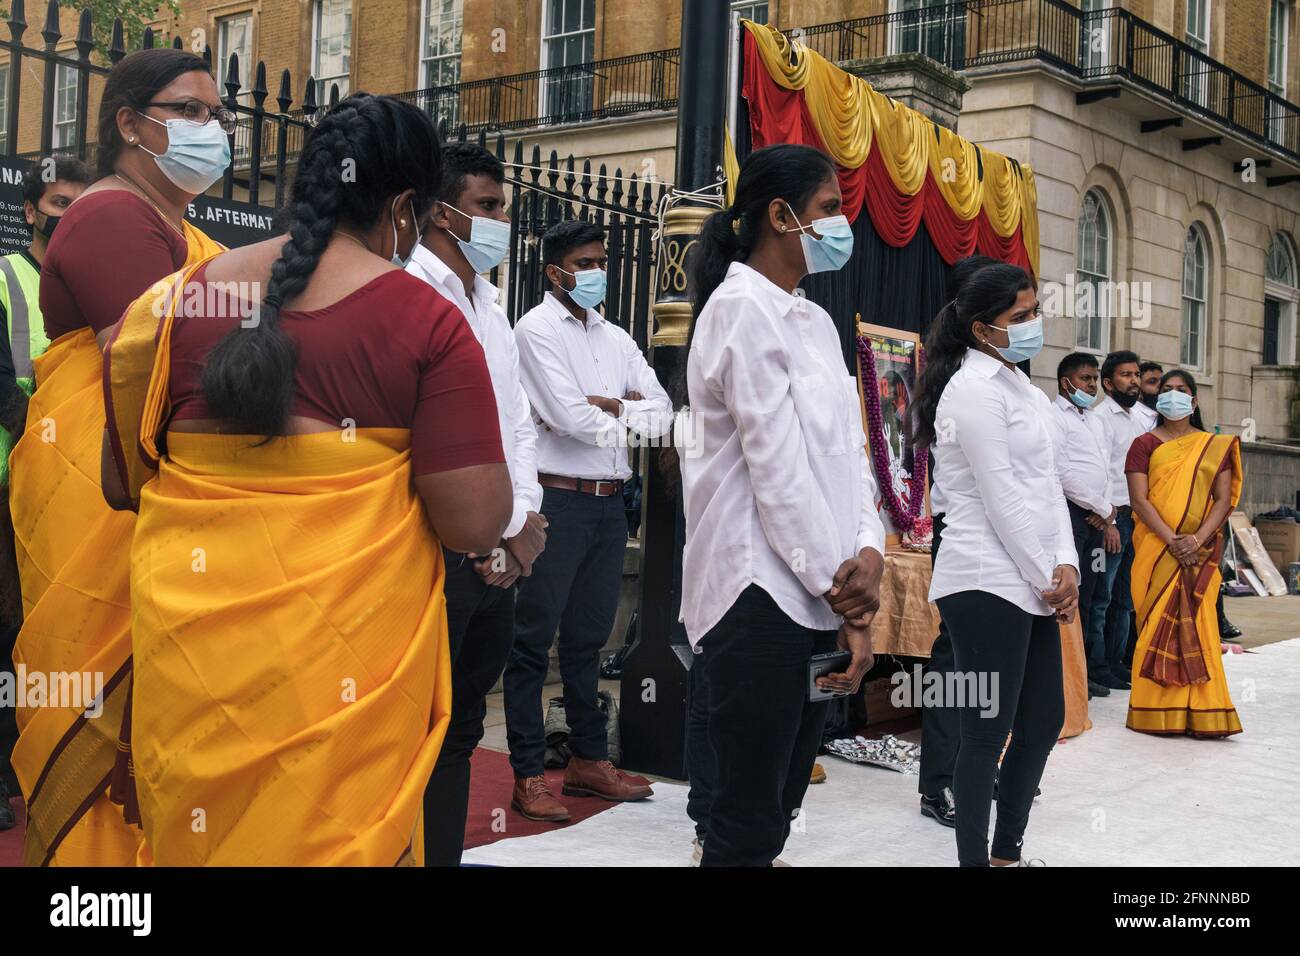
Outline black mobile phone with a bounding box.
[808,650,853,701]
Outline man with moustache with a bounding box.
[1086,350,1152,694]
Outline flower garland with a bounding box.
[856,334,928,535]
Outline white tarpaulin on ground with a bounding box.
[464,638,1299,867]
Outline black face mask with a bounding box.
[1139,391,1159,409]
[1111,390,1139,409]
[35,212,61,241]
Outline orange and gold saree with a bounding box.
[1127,431,1242,738]
[100,268,450,866]
[8,222,221,867]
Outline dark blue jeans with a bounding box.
[1085,505,1132,681]
[699,584,835,867]
[422,548,516,866]
[503,487,626,779]
[1103,508,1136,679]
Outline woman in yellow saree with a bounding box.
[8,49,227,866]
[1125,369,1242,738]
[102,94,512,865]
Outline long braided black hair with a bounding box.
[201,93,442,437]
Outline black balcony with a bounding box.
[795,0,1300,164]
[394,48,680,135]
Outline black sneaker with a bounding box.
[0,776,16,832]
[919,788,956,828]
[1087,679,1112,697]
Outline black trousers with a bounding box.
[503,487,625,778]
[684,650,712,842]
[918,512,958,796]
[1068,501,1106,654]
[422,548,517,866]
[935,589,1063,867]
[699,584,835,867]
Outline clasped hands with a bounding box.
[467,510,549,588]
[816,549,883,698]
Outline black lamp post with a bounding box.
[619,0,731,779]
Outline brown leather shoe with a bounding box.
[562,757,653,802]
[511,775,570,822]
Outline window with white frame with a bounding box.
[1264,231,1299,366]
[312,0,352,106]
[0,64,8,154]
[1181,225,1209,368]
[217,13,253,100]
[731,1,769,25]
[1268,0,1290,145]
[420,0,463,128]
[1075,189,1112,353]
[1183,0,1211,107]
[892,0,966,66]
[542,0,595,122]
[52,62,78,150]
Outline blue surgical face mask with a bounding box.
[1156,389,1195,421]
[444,203,510,273]
[557,266,606,309]
[390,197,422,268]
[788,206,853,274]
[137,113,231,194]
[1067,384,1097,409]
[985,315,1044,363]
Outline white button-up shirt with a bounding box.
[1133,398,1158,432]
[514,291,672,481]
[679,262,886,645]
[1093,393,1153,508]
[407,245,542,538]
[1049,393,1111,518]
[928,348,1077,616]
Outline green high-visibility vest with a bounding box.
[0,251,48,486]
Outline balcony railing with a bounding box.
[796,0,1300,162]
[394,48,680,134]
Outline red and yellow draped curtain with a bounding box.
[740,21,1039,278]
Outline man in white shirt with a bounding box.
[505,220,673,821]
[1050,351,1118,698]
[406,143,547,866]
[1134,360,1163,431]
[1087,349,1151,692]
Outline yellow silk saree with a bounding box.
[9,221,221,867]
[101,265,450,866]
[1127,431,1242,738]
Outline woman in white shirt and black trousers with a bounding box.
[913,261,1079,867]
[679,144,886,867]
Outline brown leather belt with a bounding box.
[538,473,624,497]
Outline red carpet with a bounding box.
[0,749,617,865]
[464,748,618,850]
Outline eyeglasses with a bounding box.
[147,100,239,134]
